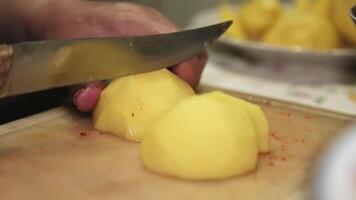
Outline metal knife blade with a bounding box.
[0,21,232,98]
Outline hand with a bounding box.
[0,0,208,112]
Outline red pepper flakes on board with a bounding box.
[278,111,292,117]
[269,161,275,166]
[304,115,313,119]
[271,132,283,140]
[79,132,89,138]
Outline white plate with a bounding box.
[313,125,356,200]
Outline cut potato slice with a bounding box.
[93,69,194,141]
[209,91,270,153]
[141,93,258,180]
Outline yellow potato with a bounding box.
[141,93,258,180]
[313,0,332,17]
[331,0,356,45]
[294,0,313,12]
[209,91,269,153]
[263,11,340,50]
[93,69,195,141]
[239,0,283,38]
[219,1,247,39]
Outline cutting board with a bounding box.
[0,87,353,200]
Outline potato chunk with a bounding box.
[141,93,258,180]
[209,91,269,153]
[93,69,194,141]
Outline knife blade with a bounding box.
[0,21,232,98]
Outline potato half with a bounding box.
[93,69,195,141]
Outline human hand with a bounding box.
[0,0,208,112]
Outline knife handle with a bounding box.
[0,44,13,89]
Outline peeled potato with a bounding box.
[141,92,258,180]
[263,11,340,50]
[93,69,194,141]
[209,91,269,153]
[239,0,283,38]
[313,0,332,18]
[219,1,247,39]
[294,0,313,12]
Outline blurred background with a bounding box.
[94,0,241,27]
[118,0,220,27]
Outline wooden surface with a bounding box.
[0,92,352,200]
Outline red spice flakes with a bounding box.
[281,157,287,161]
[260,152,271,159]
[269,161,275,166]
[79,132,89,138]
[271,132,283,140]
[304,115,313,119]
[278,111,292,117]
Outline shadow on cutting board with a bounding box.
[0,88,69,124]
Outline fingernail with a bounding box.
[73,82,105,112]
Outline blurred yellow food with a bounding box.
[262,11,340,50]
[312,0,332,17]
[218,0,355,50]
[331,0,356,45]
[239,0,283,39]
[93,69,194,141]
[141,92,259,180]
[219,1,247,39]
[294,0,313,12]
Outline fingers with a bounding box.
[73,51,207,112]
[72,81,105,112]
[26,1,208,112]
[170,51,208,89]
[28,1,181,112]
[29,1,178,40]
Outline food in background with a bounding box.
[263,11,340,50]
[312,0,332,17]
[239,0,283,39]
[93,69,194,141]
[141,91,269,180]
[294,0,313,12]
[219,1,247,39]
[219,0,353,50]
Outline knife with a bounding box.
[0,21,232,98]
